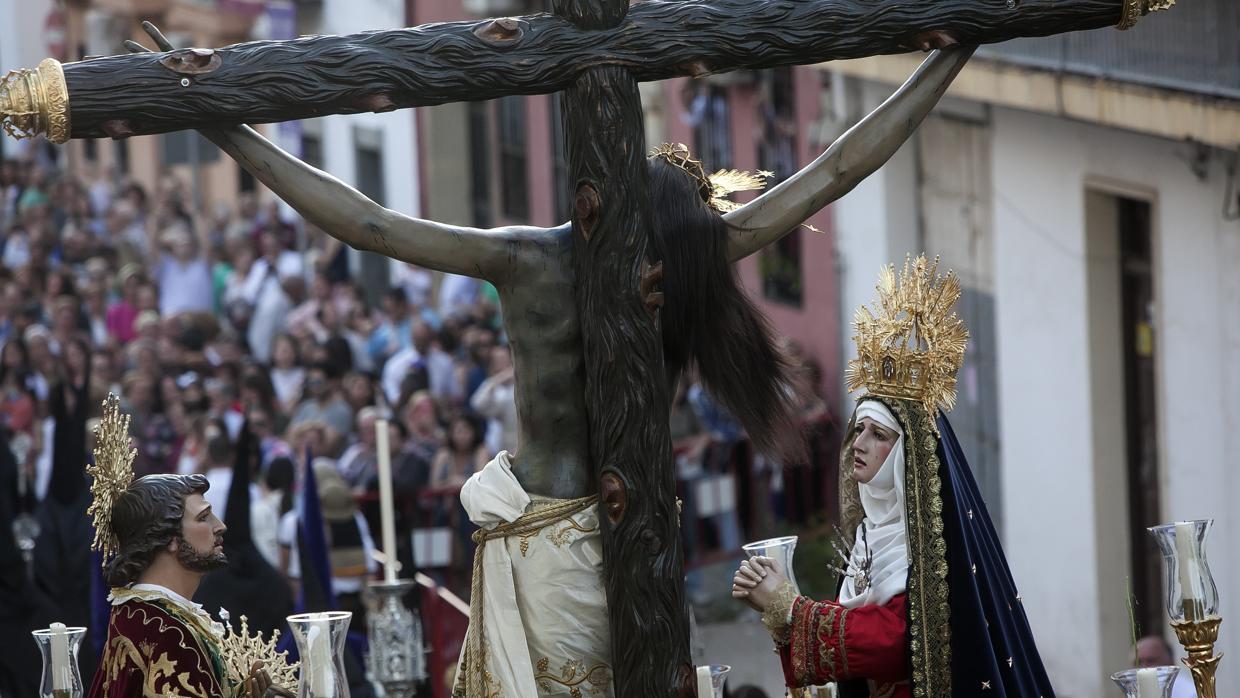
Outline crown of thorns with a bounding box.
[650,142,772,214]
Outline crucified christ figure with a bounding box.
[128,24,972,697]
[129,26,972,501]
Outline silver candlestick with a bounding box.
[365,579,426,698]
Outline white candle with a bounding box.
[1174,522,1200,605]
[375,418,398,583]
[49,622,69,691]
[1136,667,1160,698]
[307,618,335,698]
[695,665,711,698]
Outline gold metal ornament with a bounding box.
[845,255,968,428]
[1117,0,1178,30]
[0,58,70,143]
[86,393,137,561]
[219,612,300,695]
[1170,615,1221,698]
[650,142,772,214]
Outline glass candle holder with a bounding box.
[288,611,352,698]
[31,624,86,698]
[742,535,799,595]
[1148,520,1219,622]
[1110,666,1181,697]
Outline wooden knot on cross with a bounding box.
[574,182,601,240]
[353,93,398,113]
[473,18,525,48]
[600,472,626,525]
[101,119,134,139]
[159,48,221,76]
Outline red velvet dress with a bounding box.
[88,593,228,698]
[777,593,910,698]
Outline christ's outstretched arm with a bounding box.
[724,45,975,263]
[129,24,537,285]
[203,125,537,282]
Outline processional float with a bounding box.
[9,0,1183,694]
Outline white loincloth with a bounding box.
[455,451,613,698]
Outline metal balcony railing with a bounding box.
[977,0,1240,100]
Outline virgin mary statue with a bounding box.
[733,255,1055,697]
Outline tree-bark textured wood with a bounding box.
[61,0,1123,138]
[562,63,688,696]
[555,0,690,685]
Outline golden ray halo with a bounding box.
[86,393,136,561]
[219,611,300,694]
[845,254,969,428]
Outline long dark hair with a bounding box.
[648,157,806,465]
[103,474,209,587]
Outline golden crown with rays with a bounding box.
[845,255,969,424]
[86,393,137,560]
[650,142,772,214]
[219,611,300,694]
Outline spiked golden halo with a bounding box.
[219,612,299,694]
[845,255,969,427]
[86,393,136,561]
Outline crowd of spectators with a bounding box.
[0,148,836,601]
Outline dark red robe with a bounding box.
[88,594,228,698]
[777,593,910,698]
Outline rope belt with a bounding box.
[460,494,599,698]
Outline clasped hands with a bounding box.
[731,555,789,612]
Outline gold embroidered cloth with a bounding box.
[454,451,613,697]
[88,591,228,698]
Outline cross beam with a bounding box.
[1,0,1159,141]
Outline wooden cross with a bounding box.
[0,0,1172,694]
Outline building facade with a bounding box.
[33,0,267,205]
[293,0,421,294]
